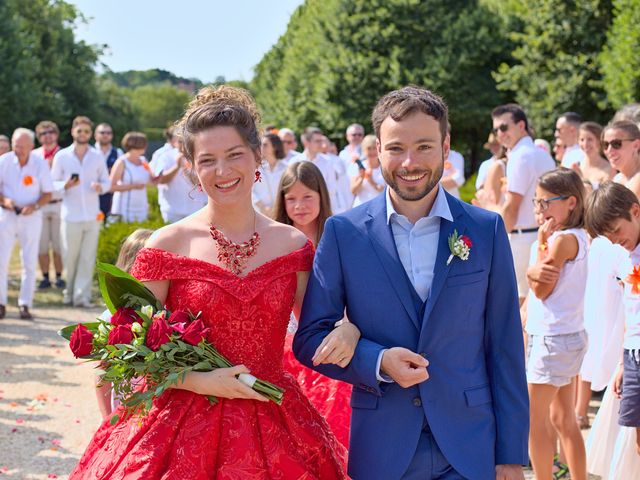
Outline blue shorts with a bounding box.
[619,349,640,427]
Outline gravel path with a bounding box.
[0,304,602,479]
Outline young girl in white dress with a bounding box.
[525,168,589,480]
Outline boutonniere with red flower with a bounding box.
[447,229,472,266]
[625,265,640,294]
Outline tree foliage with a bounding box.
[599,0,640,109]
[491,0,614,137]
[0,0,100,137]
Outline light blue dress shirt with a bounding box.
[385,184,453,302]
[376,184,453,381]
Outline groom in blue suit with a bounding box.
[294,86,529,479]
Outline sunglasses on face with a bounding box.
[492,124,509,134]
[603,138,634,150]
[75,129,91,134]
[97,131,113,135]
[532,195,569,211]
[38,130,56,136]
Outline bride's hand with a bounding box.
[312,321,361,368]
[181,365,269,402]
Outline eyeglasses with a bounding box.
[492,124,509,134]
[97,131,113,135]
[532,195,569,211]
[38,130,56,136]
[75,129,92,134]
[351,133,364,137]
[602,138,634,150]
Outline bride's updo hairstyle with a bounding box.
[177,85,262,164]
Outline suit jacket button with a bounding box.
[413,397,422,407]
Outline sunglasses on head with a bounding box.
[38,130,56,136]
[492,124,509,135]
[603,138,634,150]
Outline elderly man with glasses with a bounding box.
[0,128,53,320]
[51,116,110,308]
[339,123,365,165]
[33,121,65,290]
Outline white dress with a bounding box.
[580,237,627,390]
[111,157,151,223]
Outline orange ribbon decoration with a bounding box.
[625,265,640,295]
[22,175,33,186]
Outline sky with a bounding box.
[68,0,303,83]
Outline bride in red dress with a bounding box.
[69,86,360,479]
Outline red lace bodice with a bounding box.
[69,241,347,480]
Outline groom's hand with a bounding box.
[380,347,429,388]
[495,464,524,480]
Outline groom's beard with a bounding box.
[382,157,444,202]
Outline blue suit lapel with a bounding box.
[365,196,421,331]
[421,193,466,331]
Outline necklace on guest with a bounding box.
[209,215,260,275]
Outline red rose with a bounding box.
[461,235,472,248]
[168,311,190,324]
[146,317,172,351]
[111,308,141,326]
[181,319,210,346]
[70,324,94,358]
[108,324,134,345]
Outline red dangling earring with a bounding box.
[254,171,262,183]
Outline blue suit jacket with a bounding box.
[294,191,529,480]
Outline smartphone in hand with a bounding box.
[70,173,79,181]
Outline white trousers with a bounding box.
[0,210,43,307]
[61,220,100,305]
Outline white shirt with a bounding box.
[526,228,589,336]
[95,144,124,169]
[620,244,640,349]
[561,144,584,168]
[442,150,465,198]
[33,146,63,202]
[290,152,342,213]
[386,184,453,302]
[0,152,53,207]
[284,150,300,162]
[506,136,555,230]
[475,157,495,190]
[252,159,289,211]
[151,143,172,164]
[327,153,353,212]
[348,160,385,207]
[51,145,111,222]
[339,144,362,164]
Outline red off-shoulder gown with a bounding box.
[69,242,346,480]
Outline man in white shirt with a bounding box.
[0,128,53,319]
[150,138,207,223]
[338,123,365,165]
[33,121,64,290]
[322,135,353,211]
[278,128,300,162]
[490,104,555,302]
[555,112,583,168]
[441,148,465,198]
[290,127,345,213]
[51,116,111,308]
[94,122,123,220]
[150,126,175,165]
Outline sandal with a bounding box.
[553,455,569,480]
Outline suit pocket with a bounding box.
[350,389,379,409]
[446,270,486,287]
[464,384,492,407]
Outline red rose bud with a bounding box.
[111,308,141,326]
[181,319,209,346]
[146,317,172,351]
[168,310,190,324]
[108,324,134,345]
[70,324,94,358]
[461,236,472,248]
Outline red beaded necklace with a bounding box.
[209,218,260,275]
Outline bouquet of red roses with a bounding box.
[59,263,284,424]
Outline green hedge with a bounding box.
[97,186,165,265]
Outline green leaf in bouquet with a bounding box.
[193,361,213,371]
[57,321,101,341]
[96,262,161,313]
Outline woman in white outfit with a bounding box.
[348,134,385,207]
[109,132,154,223]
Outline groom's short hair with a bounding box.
[371,85,448,141]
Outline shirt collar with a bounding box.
[386,184,453,225]
[510,135,533,154]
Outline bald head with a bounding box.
[11,128,35,162]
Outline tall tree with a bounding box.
[599,0,640,109]
[491,0,613,137]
